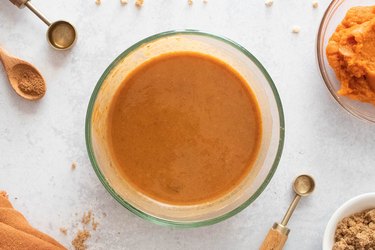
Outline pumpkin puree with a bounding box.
[326,6,375,105]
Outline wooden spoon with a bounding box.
[0,48,46,101]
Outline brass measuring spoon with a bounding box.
[260,175,315,250]
[9,0,77,50]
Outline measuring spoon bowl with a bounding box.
[47,20,77,50]
[293,175,315,196]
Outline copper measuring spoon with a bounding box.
[9,0,77,50]
[260,175,315,250]
[0,47,46,100]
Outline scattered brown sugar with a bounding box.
[60,227,68,236]
[12,65,45,97]
[71,162,77,171]
[91,215,99,231]
[81,211,92,225]
[64,210,100,249]
[72,230,91,250]
[92,218,99,231]
[333,209,375,250]
[72,210,99,249]
[135,0,143,7]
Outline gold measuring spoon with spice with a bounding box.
[8,0,77,50]
[0,48,46,100]
[260,174,315,250]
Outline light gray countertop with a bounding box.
[1,0,374,249]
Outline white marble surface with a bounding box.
[1,0,375,249]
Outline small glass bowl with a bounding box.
[317,0,375,123]
[85,30,285,227]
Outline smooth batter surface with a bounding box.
[108,52,262,205]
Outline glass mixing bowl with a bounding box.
[317,0,375,123]
[85,30,284,227]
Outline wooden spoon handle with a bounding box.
[0,48,18,71]
[0,48,9,69]
[259,224,289,250]
[9,0,29,8]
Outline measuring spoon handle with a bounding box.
[260,223,290,250]
[9,0,28,8]
[9,0,51,26]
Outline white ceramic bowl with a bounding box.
[322,193,375,249]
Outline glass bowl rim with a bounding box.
[316,0,375,123]
[85,29,285,228]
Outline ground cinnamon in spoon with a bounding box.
[13,65,46,97]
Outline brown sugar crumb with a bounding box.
[92,218,99,231]
[333,209,375,250]
[59,227,67,235]
[81,211,92,225]
[71,162,77,171]
[135,0,143,7]
[69,210,100,249]
[72,230,91,250]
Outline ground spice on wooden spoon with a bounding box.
[0,48,46,101]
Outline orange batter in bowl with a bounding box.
[326,6,375,105]
[107,51,262,205]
